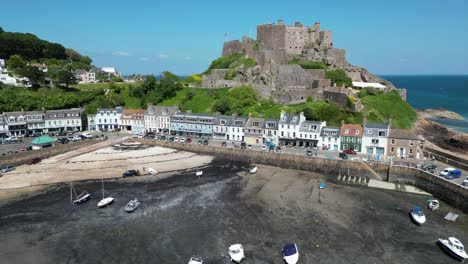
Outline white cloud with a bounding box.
[159,53,169,59]
[139,57,149,61]
[184,56,192,60]
[112,51,130,56]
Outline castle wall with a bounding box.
[222,40,244,57]
[324,48,346,67]
[257,24,286,51]
[304,69,326,79]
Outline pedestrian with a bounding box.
[143,167,146,172]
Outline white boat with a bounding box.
[282,243,299,264]
[409,206,426,225]
[124,198,140,212]
[196,170,203,177]
[249,166,258,174]
[148,167,157,175]
[428,199,440,211]
[437,237,468,261]
[97,179,114,208]
[70,182,91,205]
[228,244,245,263]
[188,256,203,264]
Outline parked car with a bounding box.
[180,137,186,143]
[306,149,313,156]
[422,164,437,173]
[269,146,275,152]
[261,145,267,151]
[221,141,227,147]
[343,149,357,155]
[168,137,175,142]
[27,157,42,165]
[439,168,462,179]
[82,133,93,139]
[198,140,203,145]
[276,146,282,153]
[240,142,247,149]
[339,152,348,160]
[122,169,140,178]
[203,139,209,145]
[247,144,252,149]
[58,137,69,144]
[72,135,82,141]
[462,176,468,186]
[132,134,138,138]
[160,135,166,141]
[186,138,192,144]
[174,137,179,142]
[265,141,275,148]
[1,165,15,173]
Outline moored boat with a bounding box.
[70,182,91,205]
[196,170,203,177]
[409,206,426,225]
[249,166,258,174]
[282,243,299,264]
[97,179,114,208]
[188,256,203,264]
[125,198,140,212]
[228,244,245,263]
[428,199,440,211]
[437,237,468,261]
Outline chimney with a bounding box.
[278,19,283,25]
[363,117,367,128]
[232,113,237,118]
[248,112,252,118]
[341,120,345,126]
[387,118,392,128]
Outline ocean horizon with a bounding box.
[381,75,468,133]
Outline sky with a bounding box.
[2,0,468,75]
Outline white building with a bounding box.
[144,105,179,134]
[278,110,306,146]
[101,67,121,77]
[262,119,279,145]
[297,121,326,147]
[95,107,124,131]
[213,115,232,140]
[0,59,6,72]
[0,73,18,86]
[226,116,247,142]
[119,109,145,134]
[320,126,341,151]
[73,69,96,84]
[362,120,390,157]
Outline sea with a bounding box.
[381,75,468,133]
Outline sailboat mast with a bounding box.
[70,183,73,204]
[102,178,104,199]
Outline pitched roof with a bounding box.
[145,105,179,116]
[320,126,340,137]
[365,122,388,129]
[121,109,145,120]
[388,129,418,140]
[340,124,363,137]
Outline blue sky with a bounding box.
[2,0,468,75]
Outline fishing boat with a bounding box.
[249,166,258,174]
[124,198,140,213]
[148,167,157,175]
[70,182,91,205]
[97,179,114,208]
[409,206,426,225]
[282,243,299,264]
[228,244,245,263]
[437,237,468,261]
[195,170,203,177]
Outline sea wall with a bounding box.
[0,140,99,168]
[389,166,468,212]
[136,139,468,213]
[422,146,468,171]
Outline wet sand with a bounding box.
[0,159,466,263]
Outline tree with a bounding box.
[325,69,352,87]
[7,54,26,73]
[0,26,4,34]
[18,65,45,89]
[55,70,76,88]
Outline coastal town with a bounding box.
[1,4,467,264]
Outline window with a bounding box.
[293,132,296,137]
[391,147,395,153]
[281,131,284,137]
[409,141,414,146]
[353,145,359,151]
[378,131,386,137]
[299,133,302,138]
[391,139,395,144]
[409,148,413,154]
[367,129,372,134]
[344,129,349,134]
[372,139,379,144]
[355,130,360,135]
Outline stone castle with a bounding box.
[202,20,404,108]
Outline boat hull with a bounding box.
[98,197,114,208]
[73,193,91,205]
[409,212,426,225]
[437,240,468,261]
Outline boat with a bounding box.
[195,170,203,177]
[148,167,157,175]
[97,179,114,208]
[437,237,468,261]
[249,166,258,174]
[70,182,91,205]
[188,256,203,264]
[409,206,426,225]
[228,244,245,263]
[125,198,140,213]
[282,243,299,264]
[428,199,440,211]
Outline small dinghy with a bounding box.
[97,179,114,208]
[428,199,440,211]
[409,206,426,225]
[125,198,140,213]
[228,244,245,263]
[437,237,468,261]
[195,170,203,177]
[148,167,157,175]
[282,243,299,264]
[249,166,258,174]
[188,256,203,264]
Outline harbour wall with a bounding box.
[136,139,468,213]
